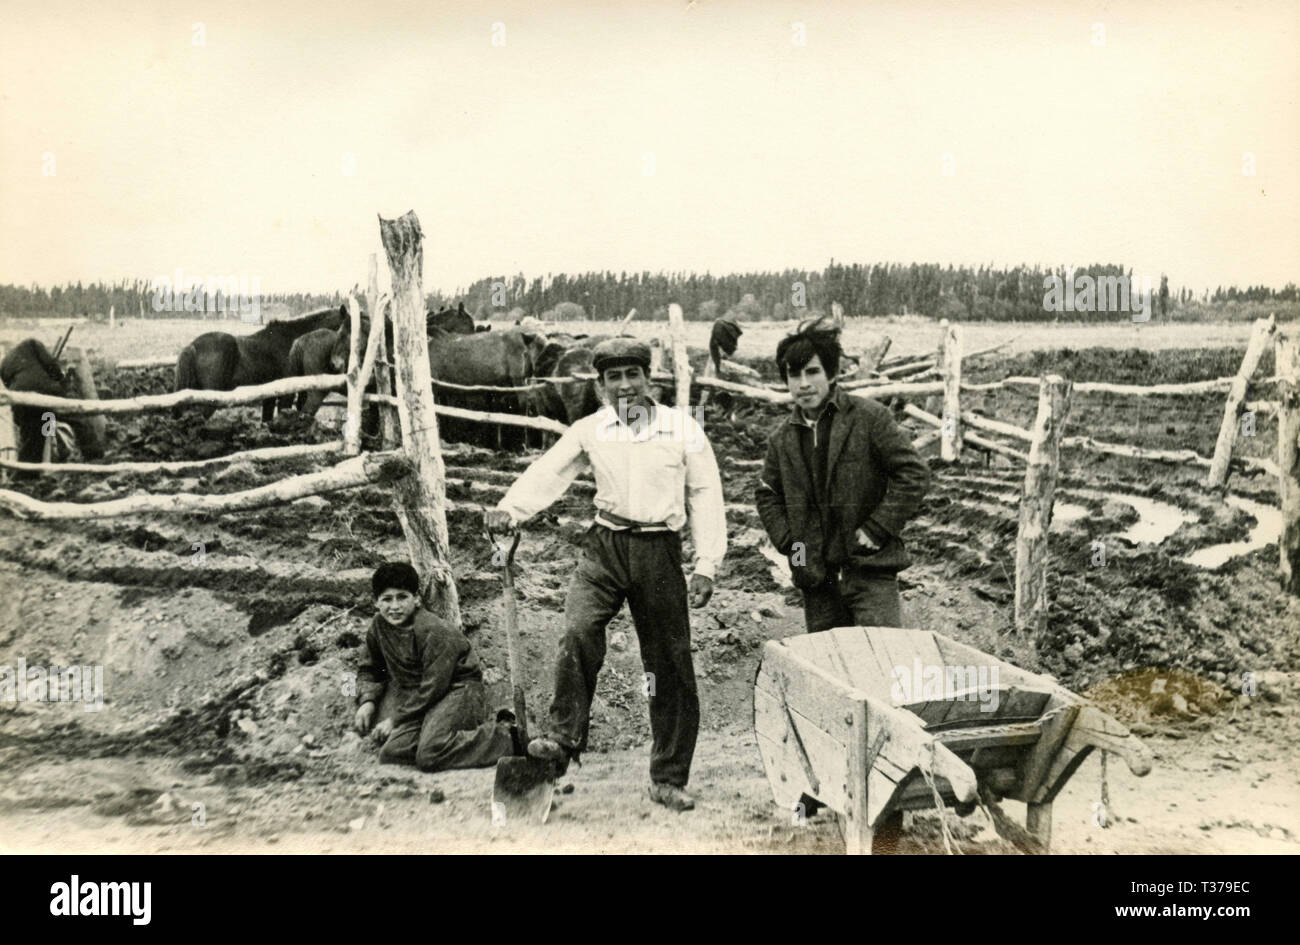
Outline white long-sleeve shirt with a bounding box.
[496,404,727,579]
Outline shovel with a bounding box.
[487,527,555,824]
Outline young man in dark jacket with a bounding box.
[755,321,930,633]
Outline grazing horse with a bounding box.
[287,328,346,417]
[1,338,106,467]
[174,305,346,422]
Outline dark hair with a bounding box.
[775,329,840,382]
[372,562,420,599]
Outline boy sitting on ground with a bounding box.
[353,562,515,772]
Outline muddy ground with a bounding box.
[1,345,1297,853]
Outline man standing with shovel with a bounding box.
[484,338,726,812]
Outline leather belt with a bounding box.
[594,512,673,534]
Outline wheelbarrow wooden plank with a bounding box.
[823,631,897,703]
[758,642,858,741]
[861,627,946,685]
[933,721,1043,752]
[753,685,855,794]
[934,634,1057,690]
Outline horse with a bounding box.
[287,328,346,417]
[1,338,106,469]
[331,321,531,449]
[174,305,346,422]
[426,302,475,335]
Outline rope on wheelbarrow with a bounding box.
[922,741,961,855]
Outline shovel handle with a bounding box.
[486,527,528,744]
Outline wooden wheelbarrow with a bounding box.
[753,627,1153,854]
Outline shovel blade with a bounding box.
[492,756,555,825]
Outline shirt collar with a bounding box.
[594,399,671,440]
[788,387,842,428]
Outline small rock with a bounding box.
[301,733,316,747]
[1238,695,1252,709]
[153,793,176,816]
[749,610,763,623]
[429,788,445,804]
[1129,722,1155,736]
[1150,678,1167,695]
[267,835,280,844]
[347,817,365,832]
[148,631,158,642]
[561,782,575,794]
[610,631,628,651]
[1171,693,1191,716]
[236,717,259,736]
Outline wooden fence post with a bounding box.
[1208,314,1275,488]
[1277,332,1300,595]
[66,346,106,450]
[0,375,16,483]
[668,303,691,409]
[343,297,364,455]
[940,320,963,461]
[109,305,115,330]
[380,210,461,626]
[365,254,399,450]
[1015,374,1073,635]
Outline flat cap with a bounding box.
[591,337,651,374]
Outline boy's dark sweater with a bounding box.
[356,608,484,729]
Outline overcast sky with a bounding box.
[1,0,1296,295]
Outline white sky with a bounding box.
[1,0,1296,295]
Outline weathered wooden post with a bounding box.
[109,305,115,330]
[364,254,399,450]
[940,320,964,461]
[0,374,16,483]
[668,303,691,409]
[342,288,385,457]
[65,346,106,451]
[1277,332,1300,595]
[379,210,461,625]
[1208,314,1275,488]
[1015,374,1073,635]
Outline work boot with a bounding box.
[648,782,695,812]
[527,736,571,776]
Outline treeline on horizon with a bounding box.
[1,263,1297,323]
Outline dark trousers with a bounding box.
[548,526,698,788]
[379,679,514,772]
[801,567,903,634]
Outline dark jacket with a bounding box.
[755,387,930,588]
[356,608,484,729]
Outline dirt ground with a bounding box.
[1,332,1297,854]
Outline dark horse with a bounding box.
[174,305,346,422]
[287,328,345,417]
[1,338,106,466]
[426,302,474,335]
